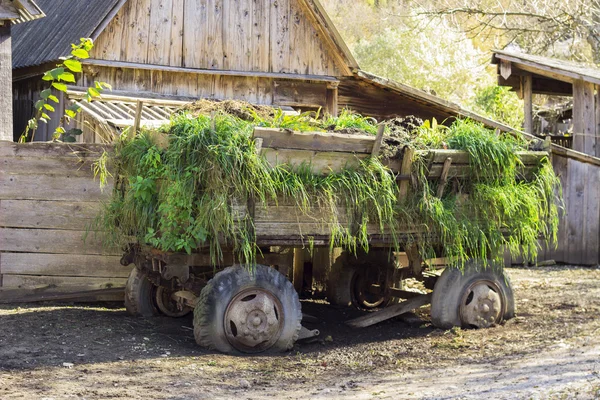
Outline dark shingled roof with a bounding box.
[12,0,125,69]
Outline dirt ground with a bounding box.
[1,266,599,400]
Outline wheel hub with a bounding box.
[459,280,503,328]
[155,286,191,318]
[224,288,284,353]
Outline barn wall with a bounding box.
[0,142,127,298]
[532,152,600,265]
[92,0,341,76]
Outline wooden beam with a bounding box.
[436,157,452,197]
[573,80,596,156]
[346,293,432,328]
[83,58,339,83]
[596,86,600,158]
[0,24,11,141]
[371,124,385,157]
[325,85,338,117]
[293,248,304,294]
[523,75,533,134]
[398,147,415,201]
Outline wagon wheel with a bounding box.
[327,250,398,309]
[431,261,515,329]
[124,267,159,317]
[154,286,192,318]
[193,265,302,354]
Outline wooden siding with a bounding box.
[0,142,127,300]
[525,152,600,266]
[91,0,342,76]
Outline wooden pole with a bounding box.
[371,124,385,157]
[325,83,338,117]
[523,75,533,135]
[132,100,143,137]
[0,23,12,141]
[573,80,596,156]
[292,248,305,294]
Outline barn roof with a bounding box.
[12,0,126,69]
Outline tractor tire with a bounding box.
[431,261,515,329]
[193,265,302,354]
[124,267,159,317]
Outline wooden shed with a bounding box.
[492,51,600,266]
[12,0,505,142]
[492,51,600,157]
[0,0,43,141]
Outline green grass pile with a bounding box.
[96,107,561,269]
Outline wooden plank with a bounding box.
[83,58,339,82]
[346,293,432,328]
[91,0,125,61]
[273,80,328,108]
[2,274,127,289]
[597,86,600,158]
[573,80,597,156]
[169,0,185,67]
[261,148,367,175]
[0,228,121,255]
[436,157,452,197]
[566,158,586,264]
[398,147,415,200]
[125,0,151,63]
[0,24,11,141]
[0,287,125,304]
[549,153,568,263]
[0,141,112,158]
[0,200,100,230]
[270,0,290,73]
[584,163,600,265]
[183,0,205,68]
[254,127,376,153]
[292,247,304,294]
[371,125,385,157]
[254,205,349,224]
[0,156,98,177]
[0,173,111,201]
[147,0,174,65]
[426,149,547,165]
[251,0,270,72]
[1,253,129,278]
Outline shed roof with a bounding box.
[492,50,600,86]
[12,0,125,69]
[0,0,44,23]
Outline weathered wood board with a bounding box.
[0,142,124,301]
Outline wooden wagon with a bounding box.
[122,127,548,353]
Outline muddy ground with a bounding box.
[1,266,599,399]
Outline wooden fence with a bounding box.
[0,141,127,301]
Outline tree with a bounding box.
[406,0,600,64]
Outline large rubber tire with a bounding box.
[431,261,515,329]
[327,250,397,308]
[193,265,302,354]
[124,267,159,317]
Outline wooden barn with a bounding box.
[0,0,44,141]
[492,51,600,266]
[11,0,503,142]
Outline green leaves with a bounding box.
[64,59,82,72]
[71,48,89,59]
[51,82,68,92]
